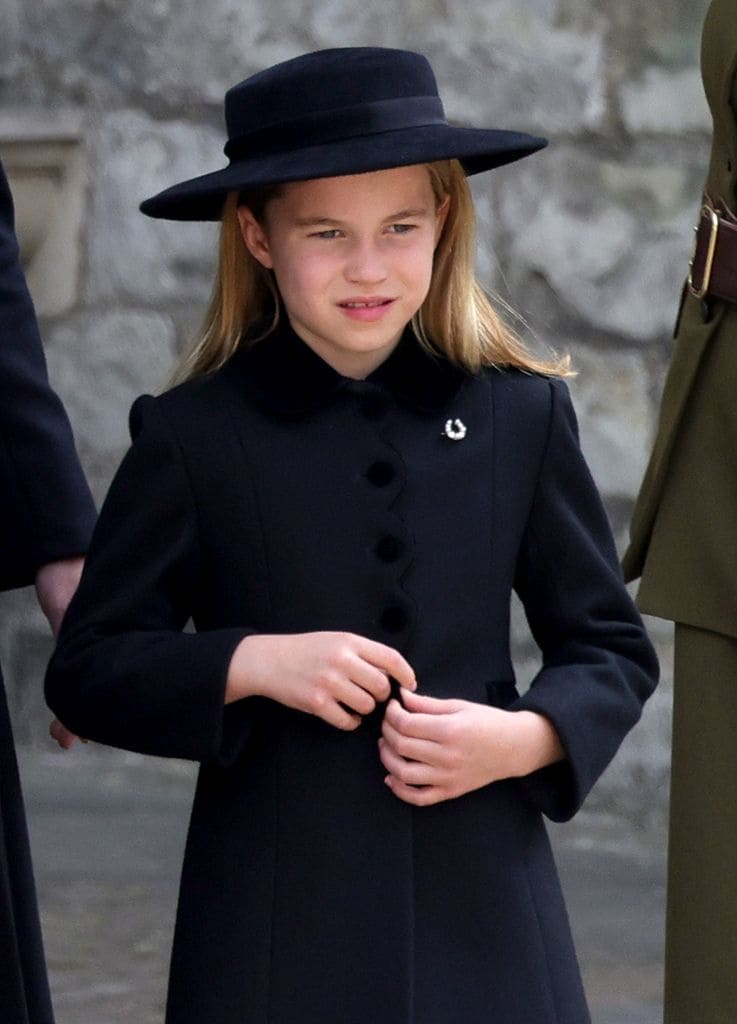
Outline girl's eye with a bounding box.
[387,223,417,235]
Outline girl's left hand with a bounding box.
[379,689,564,806]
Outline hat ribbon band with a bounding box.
[224,95,447,160]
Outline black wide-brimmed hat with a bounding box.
[140,47,547,221]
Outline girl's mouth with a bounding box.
[338,297,396,321]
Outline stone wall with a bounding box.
[0,0,713,829]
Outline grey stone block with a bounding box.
[85,112,219,306]
[496,144,705,341]
[568,346,654,500]
[44,310,178,498]
[621,67,710,135]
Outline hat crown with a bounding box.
[140,46,548,220]
[224,48,440,143]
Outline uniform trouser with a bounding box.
[664,623,737,1024]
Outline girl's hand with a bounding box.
[379,689,564,806]
[226,631,416,730]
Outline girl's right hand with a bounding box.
[225,631,416,730]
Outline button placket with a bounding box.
[348,380,415,644]
[379,603,409,635]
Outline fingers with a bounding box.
[340,651,392,705]
[383,697,454,742]
[333,677,380,717]
[400,689,463,714]
[379,737,441,785]
[228,631,417,732]
[49,718,85,749]
[323,703,363,731]
[303,678,365,729]
[384,776,445,807]
[380,717,441,764]
[358,637,416,691]
[379,692,468,806]
[307,635,414,728]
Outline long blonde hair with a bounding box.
[173,160,570,384]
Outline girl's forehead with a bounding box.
[272,164,436,213]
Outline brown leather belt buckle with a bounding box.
[688,204,720,299]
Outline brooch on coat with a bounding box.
[443,417,467,441]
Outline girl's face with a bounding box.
[238,165,449,378]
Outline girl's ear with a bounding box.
[434,195,450,247]
[237,206,274,269]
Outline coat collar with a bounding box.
[230,316,468,418]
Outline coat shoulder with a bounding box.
[481,366,569,441]
[483,365,567,399]
[127,366,240,449]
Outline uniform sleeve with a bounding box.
[45,395,255,764]
[511,379,659,822]
[0,160,95,590]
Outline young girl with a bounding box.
[46,47,658,1024]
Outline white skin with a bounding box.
[237,165,449,378]
[35,557,88,748]
[232,165,563,800]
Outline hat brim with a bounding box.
[139,126,547,221]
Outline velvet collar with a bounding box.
[230,317,469,418]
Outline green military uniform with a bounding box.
[623,2,737,1021]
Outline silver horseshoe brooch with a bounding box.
[443,417,467,441]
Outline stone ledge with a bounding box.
[0,111,86,316]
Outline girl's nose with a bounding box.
[344,240,388,284]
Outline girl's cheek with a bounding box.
[299,247,337,273]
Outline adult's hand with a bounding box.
[34,556,84,637]
[36,556,86,748]
[49,718,86,749]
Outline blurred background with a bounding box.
[0,0,714,1020]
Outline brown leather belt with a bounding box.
[688,199,737,302]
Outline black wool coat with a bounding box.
[46,320,658,1024]
[0,159,96,1024]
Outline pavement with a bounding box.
[19,746,666,1024]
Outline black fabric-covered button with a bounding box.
[375,535,403,563]
[366,461,395,487]
[380,604,407,633]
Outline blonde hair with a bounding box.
[173,160,570,384]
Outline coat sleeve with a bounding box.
[45,394,257,764]
[0,159,96,590]
[510,378,659,822]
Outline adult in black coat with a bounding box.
[0,158,95,1023]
